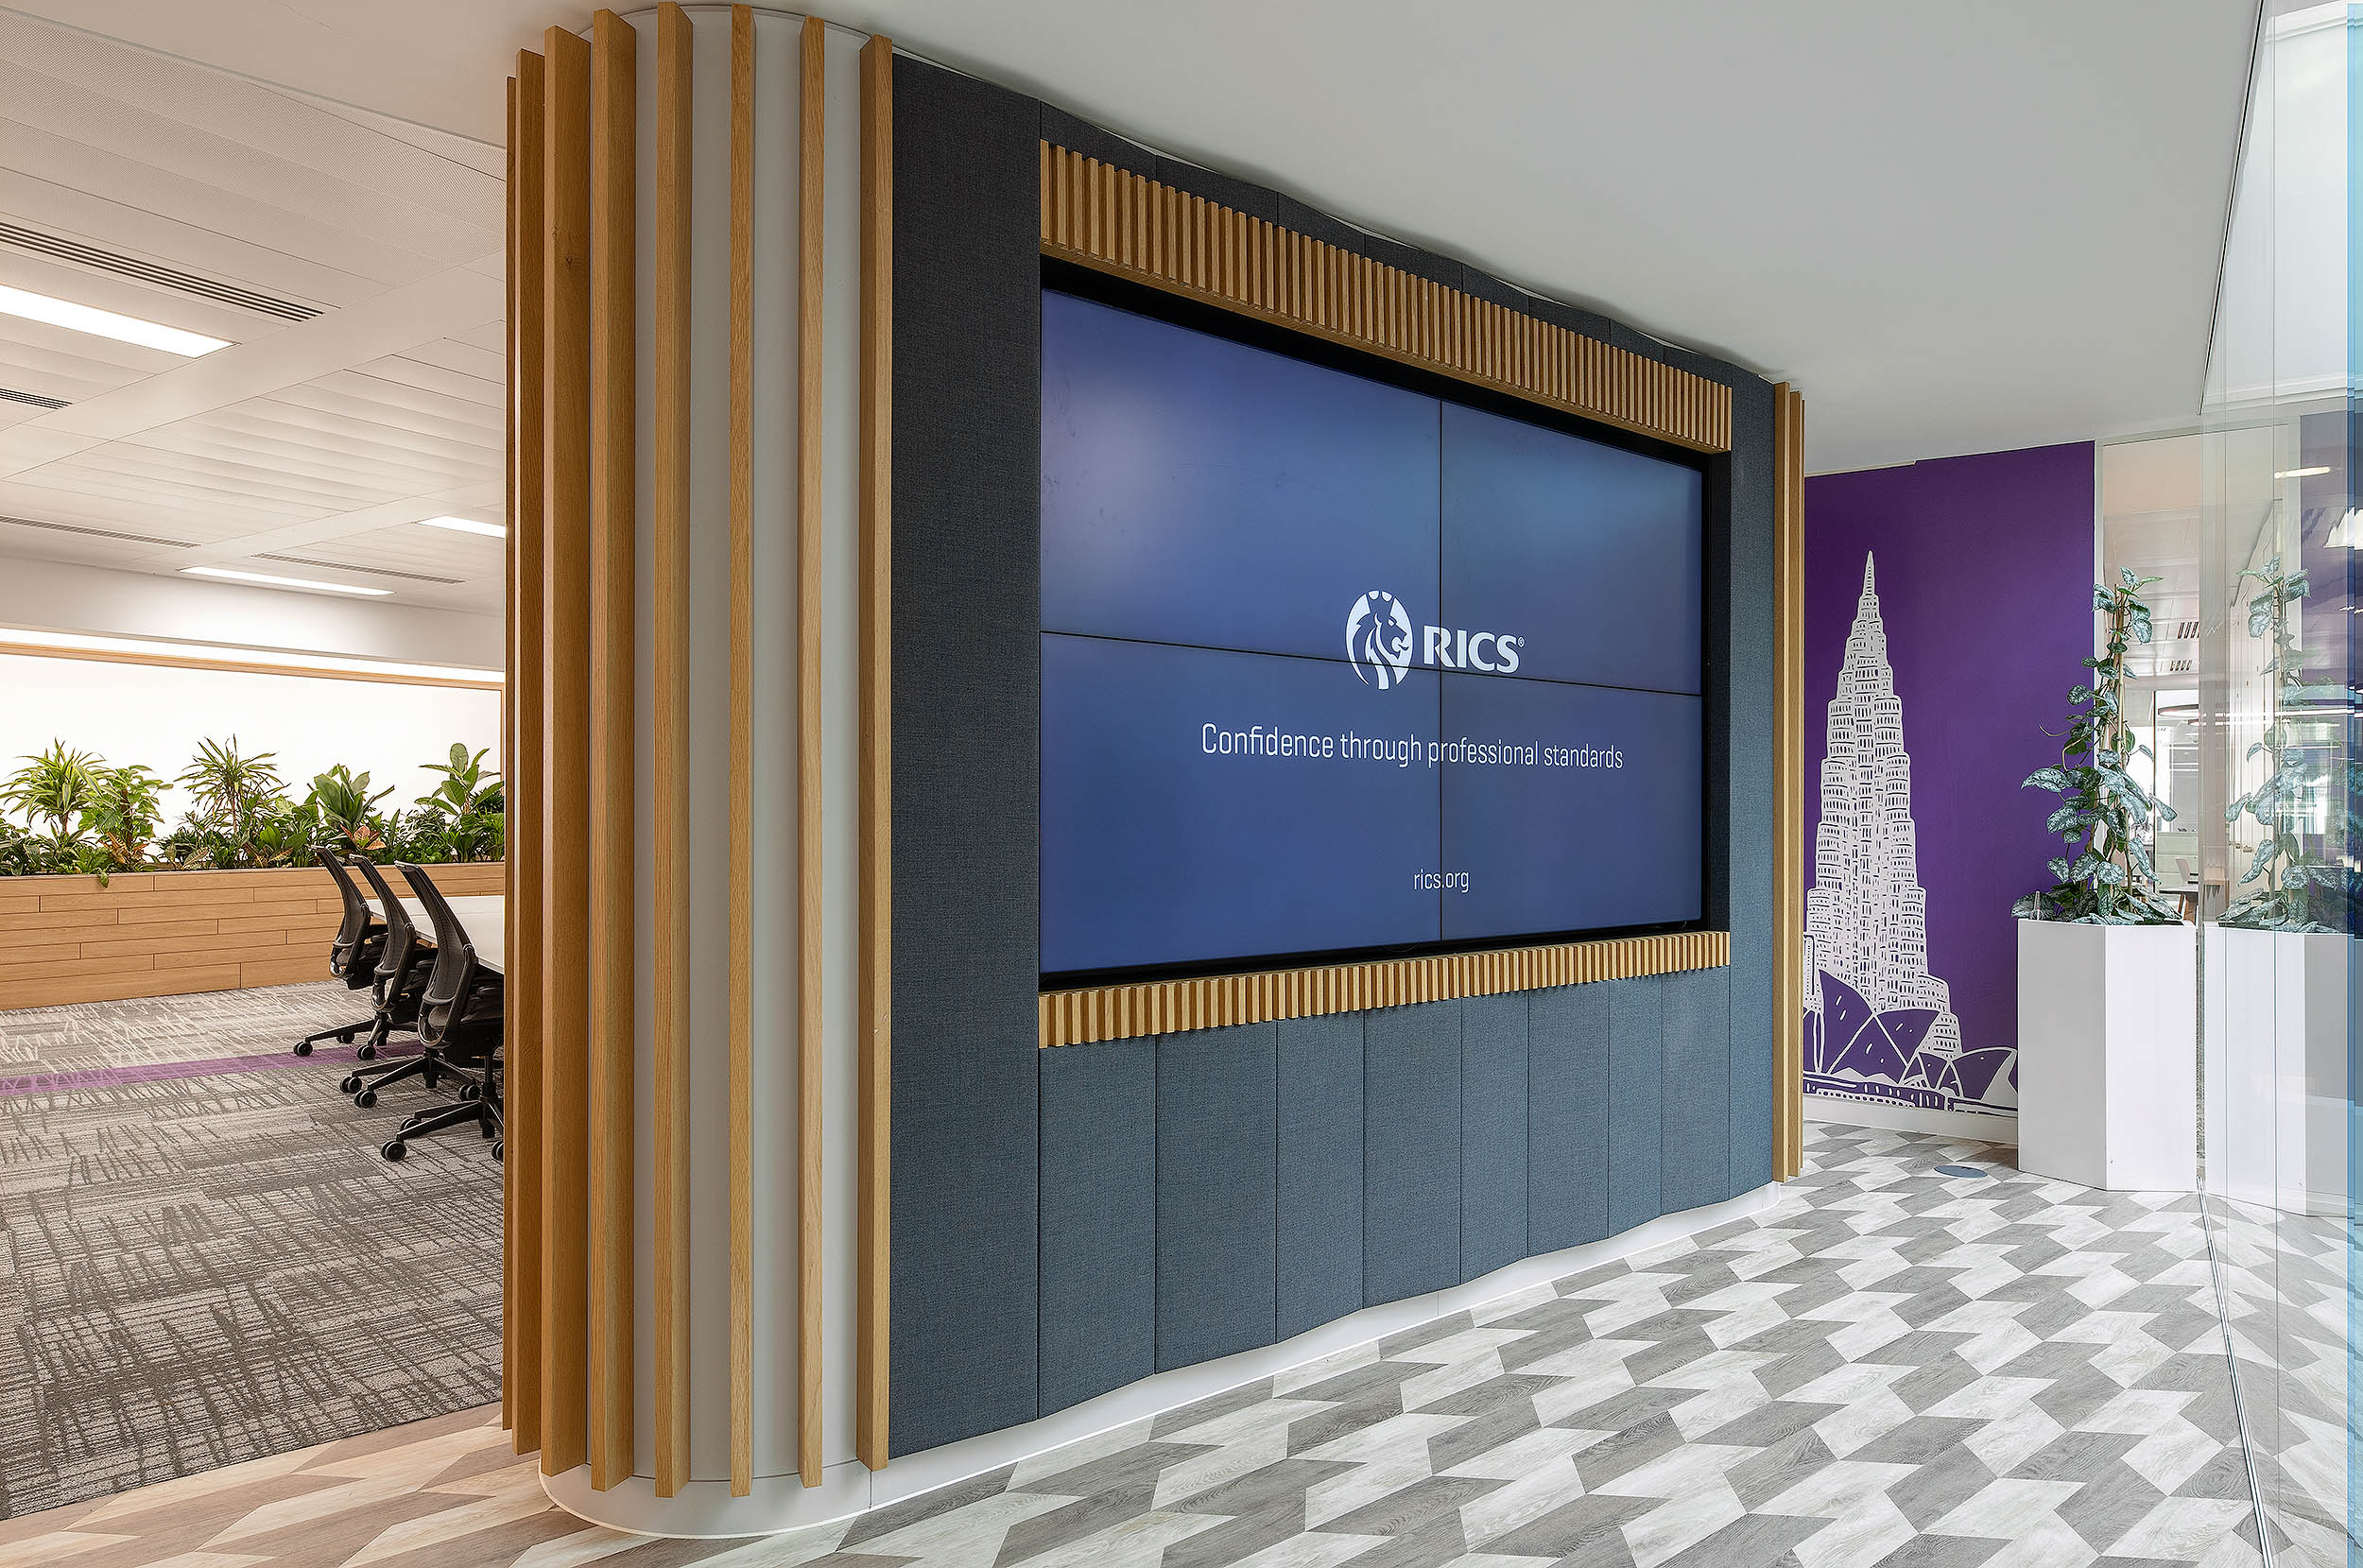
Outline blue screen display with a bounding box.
[1041,288,1704,978]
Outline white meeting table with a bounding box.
[380,893,506,974]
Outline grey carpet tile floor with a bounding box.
[0,981,503,1522]
[0,1122,2274,1568]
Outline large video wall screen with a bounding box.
[1040,287,1706,982]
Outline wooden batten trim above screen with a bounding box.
[1041,931,1732,1049]
[1038,144,1731,456]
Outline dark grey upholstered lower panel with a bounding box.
[1039,1037,1156,1415]
[1276,1014,1365,1340]
[1660,967,1733,1214]
[1526,982,1611,1253]
[889,56,1047,1455]
[1723,374,1778,1197]
[1457,991,1529,1282]
[1606,976,1664,1235]
[1362,1001,1463,1306]
[1156,1024,1279,1370]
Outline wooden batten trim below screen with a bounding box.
[1040,931,1733,1049]
[1771,385,1806,1181]
[854,28,892,1475]
[505,46,547,1459]
[1037,144,1731,456]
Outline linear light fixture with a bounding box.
[2275,466,2333,478]
[416,514,507,538]
[181,565,389,596]
[0,282,229,357]
[0,626,500,684]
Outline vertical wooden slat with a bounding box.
[500,69,520,1444]
[539,20,592,1481]
[586,8,637,1492]
[507,48,547,1460]
[855,28,893,1474]
[651,0,695,1502]
[723,0,755,1498]
[795,9,829,1494]
[1773,385,1807,1181]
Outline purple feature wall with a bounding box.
[1803,442,2093,1119]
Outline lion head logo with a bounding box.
[1345,591,1415,689]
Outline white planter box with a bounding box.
[2204,926,2349,1215]
[2017,920,2197,1192]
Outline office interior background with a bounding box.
[0,2,2354,1565]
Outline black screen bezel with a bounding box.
[1037,258,1719,991]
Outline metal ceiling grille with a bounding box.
[0,386,68,410]
[2174,619,2201,641]
[259,552,460,585]
[0,221,322,323]
[0,513,192,548]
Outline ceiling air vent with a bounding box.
[259,552,460,586]
[0,386,67,410]
[2174,620,2201,641]
[0,221,322,324]
[0,514,192,548]
[2167,658,2194,674]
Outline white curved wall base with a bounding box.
[542,1181,1780,1540]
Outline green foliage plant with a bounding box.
[2013,569,2184,924]
[306,765,393,855]
[3,741,101,843]
[417,743,499,818]
[2220,556,2348,931]
[82,763,164,868]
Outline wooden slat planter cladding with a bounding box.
[0,863,507,1012]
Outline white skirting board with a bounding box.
[544,1180,1782,1537]
[1805,1092,2018,1146]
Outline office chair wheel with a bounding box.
[339,1073,363,1094]
[356,1089,378,1110]
[336,1028,356,1044]
[293,1040,313,1057]
[357,1042,378,1061]
[492,1140,504,1161]
[382,1139,407,1162]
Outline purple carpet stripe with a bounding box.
[0,1044,378,1099]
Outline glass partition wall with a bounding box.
[2192,4,2357,1561]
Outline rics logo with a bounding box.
[1345,591,1415,689]
[1345,591,1525,690]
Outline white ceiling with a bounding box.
[6,0,2258,479]
[0,8,505,615]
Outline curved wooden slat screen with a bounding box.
[1038,144,1731,456]
[1773,384,1805,1181]
[1040,931,1731,1049]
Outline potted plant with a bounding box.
[2206,555,2349,1215]
[1,742,108,876]
[2014,569,2196,1192]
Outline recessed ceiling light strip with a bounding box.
[0,283,228,356]
[0,221,321,323]
[181,565,388,595]
[416,514,508,538]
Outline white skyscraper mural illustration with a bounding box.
[1804,556,2014,1115]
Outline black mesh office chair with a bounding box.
[381,862,504,1163]
[294,850,383,1058]
[342,855,439,1106]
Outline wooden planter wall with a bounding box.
[0,861,506,1011]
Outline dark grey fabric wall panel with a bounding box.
[1723,375,1779,1196]
[1527,983,1611,1253]
[1156,1024,1279,1370]
[1606,976,1664,1235]
[1276,1014,1364,1339]
[888,58,1048,1455]
[1363,1001,1463,1305]
[1039,1038,1156,1414]
[1659,967,1732,1214]
[1458,992,1529,1282]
